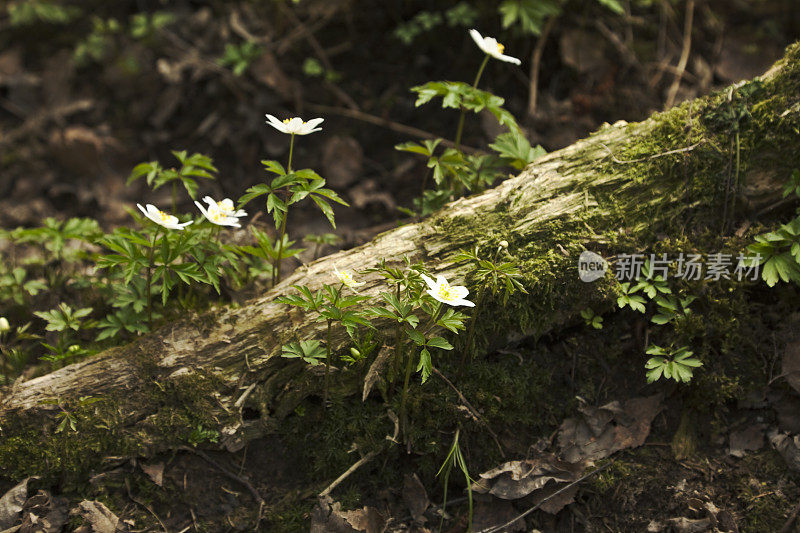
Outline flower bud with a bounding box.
[0,317,9,333]
[499,240,509,248]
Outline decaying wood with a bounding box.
[1,44,799,461]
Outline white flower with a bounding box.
[136,203,193,230]
[334,267,365,289]
[421,274,475,307]
[195,197,246,228]
[0,317,10,333]
[265,114,324,135]
[499,240,509,248]
[214,197,247,218]
[468,29,521,65]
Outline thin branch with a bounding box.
[664,0,695,109]
[432,368,505,458]
[179,445,264,504]
[305,103,481,153]
[527,16,557,119]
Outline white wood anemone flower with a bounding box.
[421,274,475,307]
[194,196,246,228]
[213,197,247,218]
[265,114,324,135]
[468,29,521,65]
[334,267,365,289]
[137,203,192,230]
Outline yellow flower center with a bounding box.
[283,118,290,124]
[497,43,505,54]
[158,211,170,222]
[437,283,456,301]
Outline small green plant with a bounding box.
[580,307,604,329]
[129,11,174,41]
[127,150,217,212]
[73,16,121,66]
[0,318,38,384]
[437,428,476,532]
[218,41,264,76]
[0,264,46,306]
[453,242,527,365]
[281,340,327,366]
[187,424,220,447]
[645,345,702,384]
[243,116,347,285]
[616,282,647,313]
[39,395,102,433]
[34,303,94,368]
[396,29,544,216]
[7,0,80,26]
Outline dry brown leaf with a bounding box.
[472,454,587,515]
[363,346,392,402]
[402,473,429,524]
[557,394,663,463]
[782,339,800,395]
[0,478,30,530]
[310,496,385,533]
[72,500,126,533]
[728,424,765,458]
[140,463,164,487]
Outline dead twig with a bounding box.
[179,445,264,504]
[527,16,557,119]
[476,461,614,533]
[1,99,93,146]
[779,498,800,533]
[305,103,481,154]
[664,0,695,109]
[432,368,505,458]
[125,477,169,533]
[318,410,399,497]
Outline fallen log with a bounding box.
[1,43,799,482]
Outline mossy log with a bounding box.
[1,44,799,481]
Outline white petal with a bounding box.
[435,275,448,287]
[452,286,470,300]
[194,201,210,219]
[420,274,437,290]
[497,53,522,65]
[453,298,476,307]
[265,114,288,133]
[469,29,484,49]
[305,117,324,130]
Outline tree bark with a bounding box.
[1,43,799,471]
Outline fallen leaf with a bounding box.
[362,346,392,402]
[310,496,385,533]
[140,463,164,487]
[72,500,126,533]
[557,394,663,463]
[472,454,586,514]
[402,473,429,524]
[782,339,800,395]
[0,478,30,530]
[768,429,800,472]
[728,424,765,458]
[18,489,69,533]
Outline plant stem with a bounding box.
[145,230,159,327]
[273,134,295,285]
[400,302,443,441]
[454,54,490,150]
[171,181,178,214]
[324,318,332,407]
[458,287,486,374]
